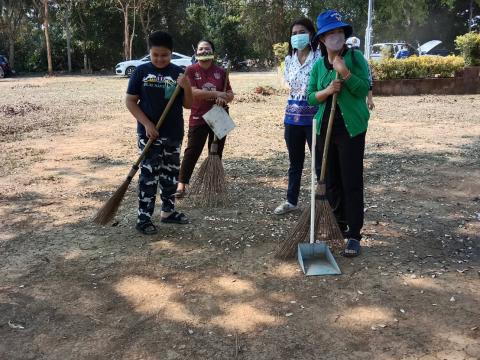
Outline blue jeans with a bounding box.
[284,123,320,206]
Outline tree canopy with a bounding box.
[0,0,478,73]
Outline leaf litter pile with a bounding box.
[0,102,47,136]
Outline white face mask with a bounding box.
[324,32,346,51]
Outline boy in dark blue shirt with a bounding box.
[126,31,193,235]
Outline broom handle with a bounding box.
[319,73,339,183]
[211,62,230,151]
[126,83,182,180]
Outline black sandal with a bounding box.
[135,221,158,235]
[161,211,189,224]
[342,239,361,257]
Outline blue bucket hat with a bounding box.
[316,10,353,38]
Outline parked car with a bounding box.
[370,40,447,61]
[418,40,449,56]
[115,52,192,76]
[0,55,12,78]
[370,42,418,61]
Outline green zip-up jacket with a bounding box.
[307,49,370,137]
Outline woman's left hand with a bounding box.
[333,56,349,78]
[367,97,375,110]
[215,97,227,107]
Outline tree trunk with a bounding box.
[65,4,72,72]
[8,40,15,71]
[66,20,72,72]
[129,0,136,60]
[123,7,130,60]
[43,0,53,75]
[139,9,148,52]
[143,27,149,53]
[139,0,152,53]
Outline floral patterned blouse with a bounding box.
[284,49,321,126]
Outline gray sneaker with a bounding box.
[274,201,297,215]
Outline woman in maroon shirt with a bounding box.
[175,39,234,198]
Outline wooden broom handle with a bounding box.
[133,83,182,169]
[319,73,339,183]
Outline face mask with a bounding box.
[291,33,310,50]
[324,32,345,51]
[196,50,214,61]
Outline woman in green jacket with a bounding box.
[307,10,371,257]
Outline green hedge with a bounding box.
[455,32,480,66]
[370,56,465,80]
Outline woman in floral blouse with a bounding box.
[274,17,321,215]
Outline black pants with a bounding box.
[317,119,366,240]
[284,124,320,206]
[137,136,181,224]
[179,124,226,184]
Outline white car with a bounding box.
[115,52,192,76]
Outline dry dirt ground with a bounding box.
[0,73,479,360]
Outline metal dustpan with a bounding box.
[203,105,236,140]
[297,110,341,276]
[298,242,341,276]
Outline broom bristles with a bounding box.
[275,197,344,259]
[92,178,131,225]
[189,153,227,207]
[315,199,344,249]
[275,206,311,259]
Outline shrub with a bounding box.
[455,32,480,66]
[381,45,394,60]
[272,42,289,62]
[370,55,465,80]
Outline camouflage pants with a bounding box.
[137,136,181,224]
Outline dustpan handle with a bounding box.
[310,111,317,244]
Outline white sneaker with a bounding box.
[274,201,297,215]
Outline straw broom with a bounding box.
[188,137,227,207]
[93,84,182,225]
[188,67,230,207]
[275,75,344,259]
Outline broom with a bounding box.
[275,74,344,259]
[188,67,230,207]
[93,84,182,225]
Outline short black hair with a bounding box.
[197,39,215,53]
[148,31,173,50]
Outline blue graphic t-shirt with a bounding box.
[127,62,184,141]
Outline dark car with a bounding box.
[0,55,12,78]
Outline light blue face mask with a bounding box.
[291,33,310,50]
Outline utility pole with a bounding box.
[469,0,473,30]
[365,0,374,59]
